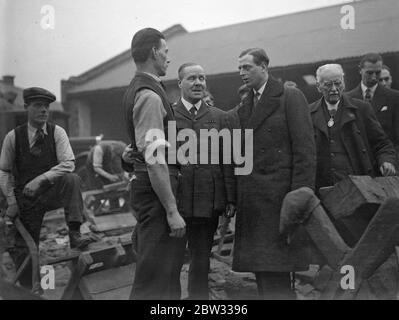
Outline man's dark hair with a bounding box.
[359,52,383,68]
[382,64,391,72]
[178,62,199,80]
[131,28,165,63]
[239,48,269,66]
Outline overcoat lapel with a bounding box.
[310,99,328,138]
[239,77,283,131]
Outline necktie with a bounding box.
[189,106,197,118]
[364,88,372,102]
[253,91,260,106]
[31,128,45,156]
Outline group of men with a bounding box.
[0,25,398,300]
[121,28,399,300]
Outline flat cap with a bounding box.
[23,87,56,104]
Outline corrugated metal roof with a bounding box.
[65,0,399,94]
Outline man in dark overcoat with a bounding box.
[310,63,397,299]
[173,63,236,299]
[310,63,396,192]
[230,48,317,299]
[346,53,399,161]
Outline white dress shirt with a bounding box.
[361,82,378,100]
[181,97,202,113]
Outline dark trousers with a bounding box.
[185,216,219,300]
[255,272,296,300]
[129,172,186,300]
[9,173,83,289]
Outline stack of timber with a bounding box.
[82,181,136,235]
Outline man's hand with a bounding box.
[380,162,396,176]
[23,175,47,198]
[6,203,19,220]
[122,144,144,164]
[107,174,121,183]
[166,211,186,238]
[224,203,236,218]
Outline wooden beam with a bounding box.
[320,176,386,220]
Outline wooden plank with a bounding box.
[330,198,399,300]
[278,187,349,269]
[89,212,136,232]
[79,264,134,300]
[13,217,40,291]
[374,176,399,198]
[320,176,386,220]
[305,205,350,269]
[61,253,93,300]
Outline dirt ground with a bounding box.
[1,209,319,300]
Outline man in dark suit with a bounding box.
[230,48,316,299]
[347,53,399,158]
[173,63,236,299]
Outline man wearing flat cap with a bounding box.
[0,87,93,290]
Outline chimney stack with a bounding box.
[2,75,15,86]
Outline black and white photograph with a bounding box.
[1,0,399,305]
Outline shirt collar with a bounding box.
[361,82,378,95]
[181,97,202,112]
[253,80,267,97]
[325,99,340,111]
[28,122,47,135]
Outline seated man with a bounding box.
[0,87,93,289]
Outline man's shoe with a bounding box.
[69,231,94,250]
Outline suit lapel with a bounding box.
[246,77,283,131]
[371,84,386,112]
[351,84,363,100]
[195,101,210,120]
[174,100,193,120]
[237,93,253,129]
[310,99,328,138]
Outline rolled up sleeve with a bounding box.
[133,89,167,153]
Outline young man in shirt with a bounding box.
[0,87,93,289]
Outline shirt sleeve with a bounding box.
[133,89,167,152]
[92,145,104,169]
[42,125,75,182]
[0,130,17,204]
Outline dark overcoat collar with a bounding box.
[310,94,358,138]
[237,76,284,130]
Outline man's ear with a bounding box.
[316,82,322,93]
[151,47,158,60]
[177,80,182,89]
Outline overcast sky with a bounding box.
[0,0,352,98]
